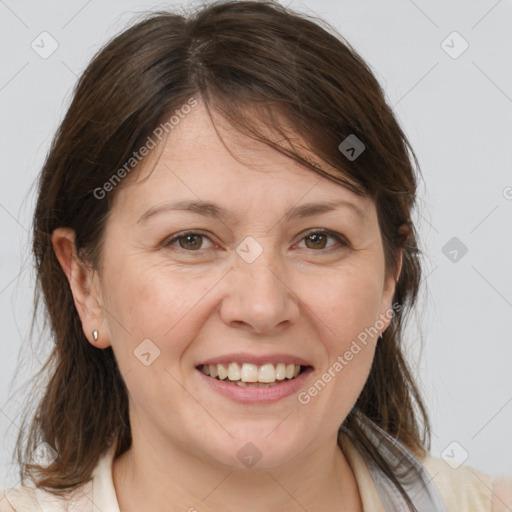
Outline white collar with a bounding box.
[90,443,121,512]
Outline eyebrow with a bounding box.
[137,198,367,225]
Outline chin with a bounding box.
[198,428,306,471]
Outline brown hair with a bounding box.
[14,0,429,507]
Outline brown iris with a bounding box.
[179,234,203,250]
[304,233,328,250]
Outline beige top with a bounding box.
[0,436,496,511]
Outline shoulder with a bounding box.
[420,453,494,512]
[0,487,37,512]
[0,491,15,512]
[491,477,512,512]
[0,480,93,511]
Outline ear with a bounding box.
[51,227,110,348]
[379,225,407,334]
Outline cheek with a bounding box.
[101,255,220,363]
[310,265,384,339]
[308,267,382,391]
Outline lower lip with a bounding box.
[196,367,314,404]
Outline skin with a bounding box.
[493,479,512,511]
[52,101,402,512]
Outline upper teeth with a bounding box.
[200,363,301,383]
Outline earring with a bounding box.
[379,333,383,340]
[92,330,99,342]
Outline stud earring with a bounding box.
[92,330,99,342]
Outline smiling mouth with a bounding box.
[197,362,309,387]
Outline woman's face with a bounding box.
[88,102,398,469]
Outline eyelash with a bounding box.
[162,229,350,254]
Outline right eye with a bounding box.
[162,231,216,252]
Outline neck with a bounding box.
[112,426,363,512]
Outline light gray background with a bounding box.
[1,0,511,489]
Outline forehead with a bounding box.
[111,101,374,224]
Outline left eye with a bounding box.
[163,229,347,252]
[297,230,345,250]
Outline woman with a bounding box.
[0,1,508,510]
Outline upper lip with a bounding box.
[196,353,313,368]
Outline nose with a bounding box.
[219,252,300,335]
